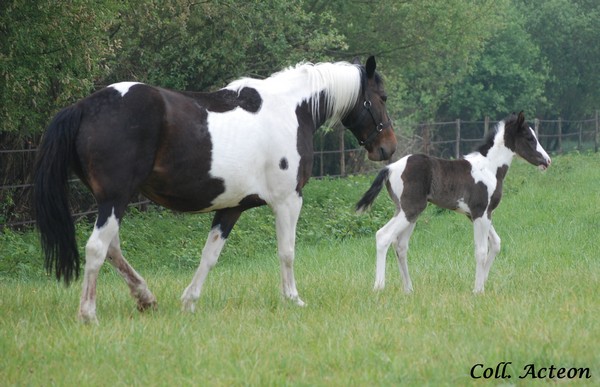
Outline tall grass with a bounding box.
[1,153,599,385]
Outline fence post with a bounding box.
[484,116,489,137]
[455,119,461,159]
[558,117,562,153]
[423,124,430,155]
[595,110,599,153]
[338,126,345,176]
[534,118,539,137]
[319,132,324,177]
[578,121,583,151]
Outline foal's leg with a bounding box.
[472,216,492,293]
[272,194,305,306]
[393,222,417,293]
[483,224,501,282]
[181,208,242,312]
[79,209,120,323]
[374,211,412,291]
[106,233,157,312]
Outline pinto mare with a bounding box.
[34,56,396,323]
[356,112,550,294]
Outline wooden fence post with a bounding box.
[534,118,539,137]
[338,126,345,176]
[423,124,430,155]
[558,117,562,153]
[595,110,599,153]
[319,132,324,177]
[484,116,489,137]
[455,119,461,159]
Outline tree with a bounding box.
[0,1,119,134]
[438,5,550,121]
[308,0,504,123]
[103,0,346,91]
[516,0,600,118]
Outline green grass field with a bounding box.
[1,153,599,385]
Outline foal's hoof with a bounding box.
[78,312,99,325]
[137,299,158,312]
[295,298,306,307]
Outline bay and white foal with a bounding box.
[356,112,551,293]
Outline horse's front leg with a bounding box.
[273,194,305,306]
[181,208,242,312]
[472,216,492,293]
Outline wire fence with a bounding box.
[2,113,599,229]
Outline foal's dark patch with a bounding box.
[279,157,288,170]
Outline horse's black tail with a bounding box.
[356,167,390,213]
[33,105,83,285]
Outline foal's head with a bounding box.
[504,111,551,170]
[342,56,397,161]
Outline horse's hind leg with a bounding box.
[79,207,120,323]
[374,211,413,291]
[483,224,501,282]
[107,233,157,312]
[393,222,416,293]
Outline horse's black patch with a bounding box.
[185,87,262,113]
[211,194,267,238]
[279,158,288,170]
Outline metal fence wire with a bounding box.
[2,113,599,229]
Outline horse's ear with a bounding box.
[366,56,376,78]
[351,56,361,65]
[517,111,526,128]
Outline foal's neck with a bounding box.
[468,127,515,178]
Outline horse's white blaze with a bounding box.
[109,82,142,97]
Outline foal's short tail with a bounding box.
[33,105,83,284]
[356,167,390,213]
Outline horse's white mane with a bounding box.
[227,61,362,125]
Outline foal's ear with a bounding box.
[352,56,361,65]
[517,111,526,130]
[366,56,377,78]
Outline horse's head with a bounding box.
[505,111,551,170]
[342,56,397,161]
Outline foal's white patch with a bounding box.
[109,82,142,97]
[530,127,552,166]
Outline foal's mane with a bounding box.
[475,114,519,156]
[227,61,364,126]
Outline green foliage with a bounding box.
[0,1,120,133]
[516,0,600,118]
[439,6,550,120]
[105,0,346,90]
[315,0,506,122]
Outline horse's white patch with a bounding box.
[109,82,142,97]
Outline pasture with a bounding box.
[1,152,599,385]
